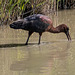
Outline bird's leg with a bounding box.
[38,33,42,44]
[25,31,33,45]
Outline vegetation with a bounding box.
[0,0,75,25]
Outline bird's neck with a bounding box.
[48,26,60,33]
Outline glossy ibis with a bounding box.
[10,14,71,45]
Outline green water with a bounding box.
[0,9,75,75]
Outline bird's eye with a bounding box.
[13,22,16,25]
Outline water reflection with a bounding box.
[9,41,71,75]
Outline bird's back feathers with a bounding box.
[22,14,50,32]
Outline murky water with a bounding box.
[0,9,75,75]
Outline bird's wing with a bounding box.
[22,14,50,32]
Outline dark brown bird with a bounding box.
[10,14,71,45]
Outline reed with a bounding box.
[0,0,74,25]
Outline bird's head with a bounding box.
[10,20,23,29]
[57,24,71,40]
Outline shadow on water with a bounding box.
[0,43,25,48]
[0,42,51,48]
[0,41,70,48]
[0,43,39,48]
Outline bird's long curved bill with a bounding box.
[66,30,71,40]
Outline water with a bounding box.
[0,9,75,75]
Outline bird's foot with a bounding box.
[25,43,28,45]
[38,43,40,45]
